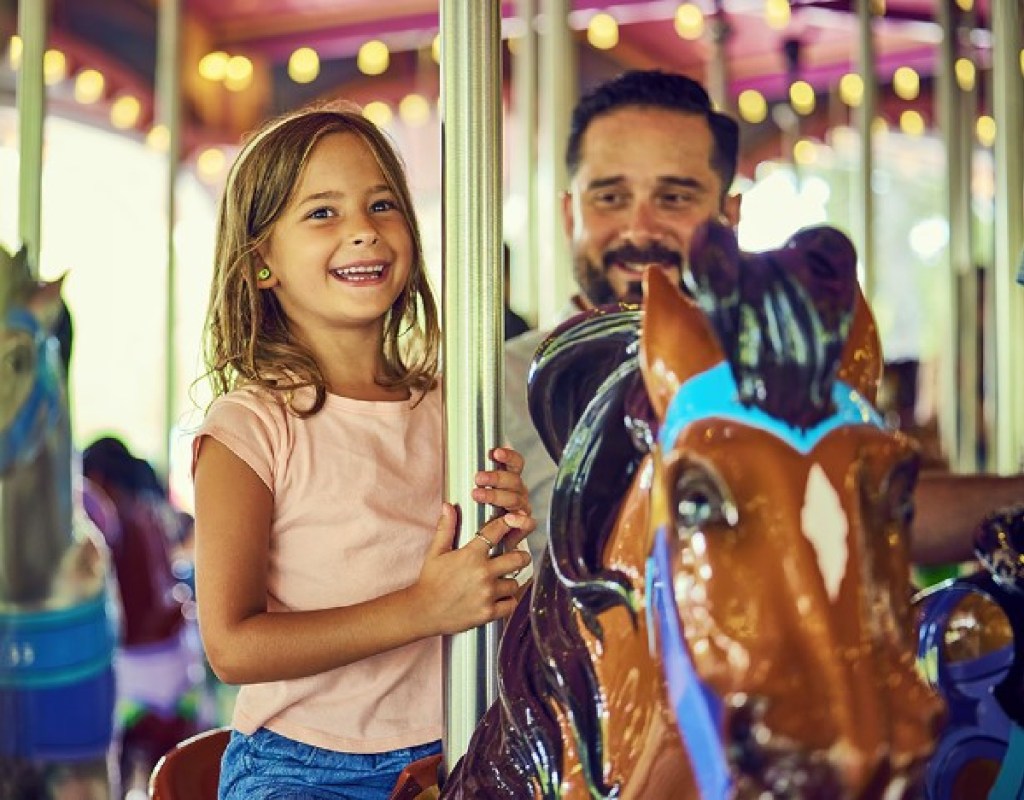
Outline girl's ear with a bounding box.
[256,257,279,289]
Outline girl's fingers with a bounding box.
[491,597,518,620]
[474,469,525,491]
[474,488,530,510]
[492,577,520,600]
[490,447,524,475]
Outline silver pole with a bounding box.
[938,0,974,471]
[537,0,575,327]
[156,0,182,479]
[854,0,877,301]
[707,4,732,115]
[16,0,47,273]
[991,0,1024,473]
[513,0,540,326]
[440,0,503,769]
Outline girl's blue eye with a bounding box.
[308,207,333,219]
[370,198,398,213]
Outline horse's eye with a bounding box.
[674,466,737,535]
[4,343,32,376]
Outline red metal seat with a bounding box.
[148,728,442,799]
[148,726,229,800]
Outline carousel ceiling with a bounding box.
[0,0,1002,157]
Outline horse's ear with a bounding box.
[28,273,67,333]
[838,288,882,404]
[640,267,724,420]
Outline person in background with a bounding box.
[503,243,530,341]
[504,68,1022,567]
[81,436,201,793]
[192,102,534,799]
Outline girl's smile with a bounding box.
[329,259,391,284]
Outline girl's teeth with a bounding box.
[333,265,385,280]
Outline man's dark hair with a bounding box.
[565,70,740,196]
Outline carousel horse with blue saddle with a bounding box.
[433,222,948,798]
[0,245,117,798]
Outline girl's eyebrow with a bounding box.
[295,185,393,204]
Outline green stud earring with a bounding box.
[257,267,271,281]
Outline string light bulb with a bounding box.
[674,4,704,40]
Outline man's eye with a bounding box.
[594,192,626,208]
[660,192,694,206]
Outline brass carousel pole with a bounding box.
[854,0,877,301]
[440,0,504,768]
[155,0,182,479]
[513,0,540,326]
[938,0,975,471]
[706,0,732,116]
[537,0,575,327]
[991,0,1024,473]
[16,0,47,273]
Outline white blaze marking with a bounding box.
[801,463,849,601]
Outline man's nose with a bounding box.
[622,200,659,241]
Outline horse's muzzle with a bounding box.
[725,694,930,799]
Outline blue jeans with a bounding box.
[219,728,443,800]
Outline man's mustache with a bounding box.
[602,242,682,271]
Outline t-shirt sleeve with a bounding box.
[191,391,281,492]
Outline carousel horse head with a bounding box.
[0,244,73,603]
[442,222,943,800]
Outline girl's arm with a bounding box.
[194,437,531,685]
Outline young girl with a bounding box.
[192,103,534,800]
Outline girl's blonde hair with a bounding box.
[202,103,440,415]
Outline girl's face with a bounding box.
[259,131,413,342]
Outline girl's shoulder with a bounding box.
[204,383,296,432]
[211,383,287,413]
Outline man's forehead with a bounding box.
[574,109,716,179]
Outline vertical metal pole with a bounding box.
[938,0,974,471]
[537,0,575,328]
[156,0,182,479]
[991,0,1024,473]
[16,0,47,273]
[707,3,732,115]
[855,0,877,300]
[440,0,503,768]
[513,0,540,326]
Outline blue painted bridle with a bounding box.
[0,307,63,474]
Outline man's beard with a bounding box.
[575,242,683,306]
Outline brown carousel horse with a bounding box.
[436,222,944,799]
[0,246,117,799]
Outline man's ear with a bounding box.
[560,190,574,241]
[721,193,741,228]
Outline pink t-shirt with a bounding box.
[193,383,443,753]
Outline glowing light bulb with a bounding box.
[358,40,390,76]
[587,13,619,50]
[288,47,320,84]
[674,4,704,40]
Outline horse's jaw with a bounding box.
[0,425,79,607]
